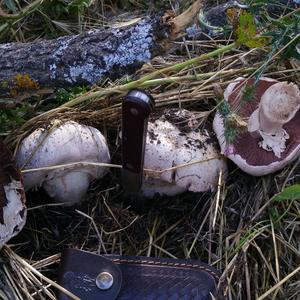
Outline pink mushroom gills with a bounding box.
[0,142,26,248]
[141,109,228,198]
[213,77,300,176]
[16,121,110,206]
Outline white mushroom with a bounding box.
[16,120,110,206]
[0,142,26,248]
[142,109,227,198]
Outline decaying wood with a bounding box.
[0,17,166,95]
[0,1,204,97]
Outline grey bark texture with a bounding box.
[0,16,168,95]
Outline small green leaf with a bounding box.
[237,11,269,48]
[274,184,300,202]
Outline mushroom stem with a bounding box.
[247,82,300,158]
[258,109,287,134]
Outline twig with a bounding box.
[21,162,122,173]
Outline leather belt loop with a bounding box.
[58,249,122,300]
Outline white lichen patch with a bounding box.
[69,63,103,84]
[50,35,77,81]
[0,179,26,247]
[102,21,153,69]
[52,36,76,59]
[0,43,13,50]
[49,63,57,79]
[62,19,154,84]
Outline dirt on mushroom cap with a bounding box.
[143,108,227,198]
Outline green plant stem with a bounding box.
[139,67,255,88]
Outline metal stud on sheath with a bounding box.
[96,272,114,290]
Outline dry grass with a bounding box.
[0,0,300,299]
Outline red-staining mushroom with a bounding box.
[213,77,300,176]
[0,142,26,248]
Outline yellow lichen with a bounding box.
[13,74,39,89]
[9,74,39,96]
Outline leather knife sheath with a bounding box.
[58,249,220,300]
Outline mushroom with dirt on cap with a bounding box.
[141,109,227,198]
[16,120,111,206]
[0,142,26,248]
[213,77,300,176]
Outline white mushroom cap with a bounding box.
[142,109,227,198]
[213,77,300,176]
[0,142,26,248]
[16,121,110,206]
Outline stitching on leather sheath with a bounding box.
[111,258,220,280]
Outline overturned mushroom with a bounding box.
[0,142,26,248]
[142,109,227,198]
[213,77,300,176]
[16,121,110,206]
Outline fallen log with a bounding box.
[0,17,164,94]
[0,0,204,97]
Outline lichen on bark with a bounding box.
[0,16,167,94]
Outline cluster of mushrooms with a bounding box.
[1,77,299,248]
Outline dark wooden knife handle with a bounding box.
[122,89,154,194]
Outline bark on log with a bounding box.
[0,16,169,95]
